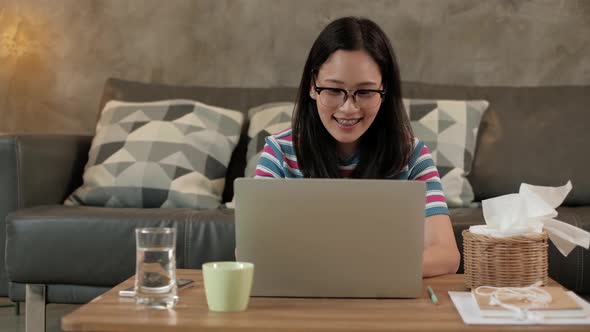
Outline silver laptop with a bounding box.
[234,178,425,298]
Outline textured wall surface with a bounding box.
[1,0,589,134]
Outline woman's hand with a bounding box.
[422,214,461,277]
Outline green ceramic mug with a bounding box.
[202,262,254,312]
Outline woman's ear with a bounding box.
[310,85,317,100]
[310,70,318,100]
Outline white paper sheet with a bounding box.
[449,291,590,325]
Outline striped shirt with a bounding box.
[254,129,449,217]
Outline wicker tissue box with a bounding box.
[462,229,549,289]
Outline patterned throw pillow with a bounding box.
[403,99,489,207]
[239,99,487,208]
[244,102,294,177]
[65,99,244,209]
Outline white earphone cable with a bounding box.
[474,281,552,320]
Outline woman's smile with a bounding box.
[333,116,363,129]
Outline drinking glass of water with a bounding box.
[134,227,177,309]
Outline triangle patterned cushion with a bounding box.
[65,99,244,209]
[403,99,489,207]
[241,99,488,208]
[245,102,295,177]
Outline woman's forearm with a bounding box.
[423,244,460,278]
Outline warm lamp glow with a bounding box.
[1,25,32,58]
[0,10,41,59]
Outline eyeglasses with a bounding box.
[313,79,385,109]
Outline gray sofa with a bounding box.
[2,78,589,308]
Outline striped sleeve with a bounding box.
[408,141,449,217]
[254,136,286,178]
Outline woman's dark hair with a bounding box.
[292,16,413,178]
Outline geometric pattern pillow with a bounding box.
[244,102,294,177]
[403,99,489,207]
[64,99,244,209]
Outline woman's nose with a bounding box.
[339,95,360,113]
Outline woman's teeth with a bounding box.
[335,118,361,126]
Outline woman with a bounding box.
[255,17,460,277]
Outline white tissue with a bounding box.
[469,181,590,256]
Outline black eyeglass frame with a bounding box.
[312,77,386,107]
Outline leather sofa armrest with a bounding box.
[0,134,92,295]
[0,134,92,209]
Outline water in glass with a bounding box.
[135,246,177,308]
[135,227,177,309]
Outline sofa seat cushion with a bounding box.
[9,282,109,304]
[6,205,590,295]
[548,207,590,293]
[5,206,235,287]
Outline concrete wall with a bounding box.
[1,0,589,134]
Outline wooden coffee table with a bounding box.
[62,269,588,332]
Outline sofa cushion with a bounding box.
[9,283,108,304]
[402,82,590,206]
[8,205,589,296]
[241,98,488,207]
[65,100,244,209]
[245,102,294,177]
[99,78,298,203]
[5,205,236,287]
[548,207,590,293]
[404,99,489,207]
[6,203,590,301]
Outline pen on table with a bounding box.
[426,286,438,305]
